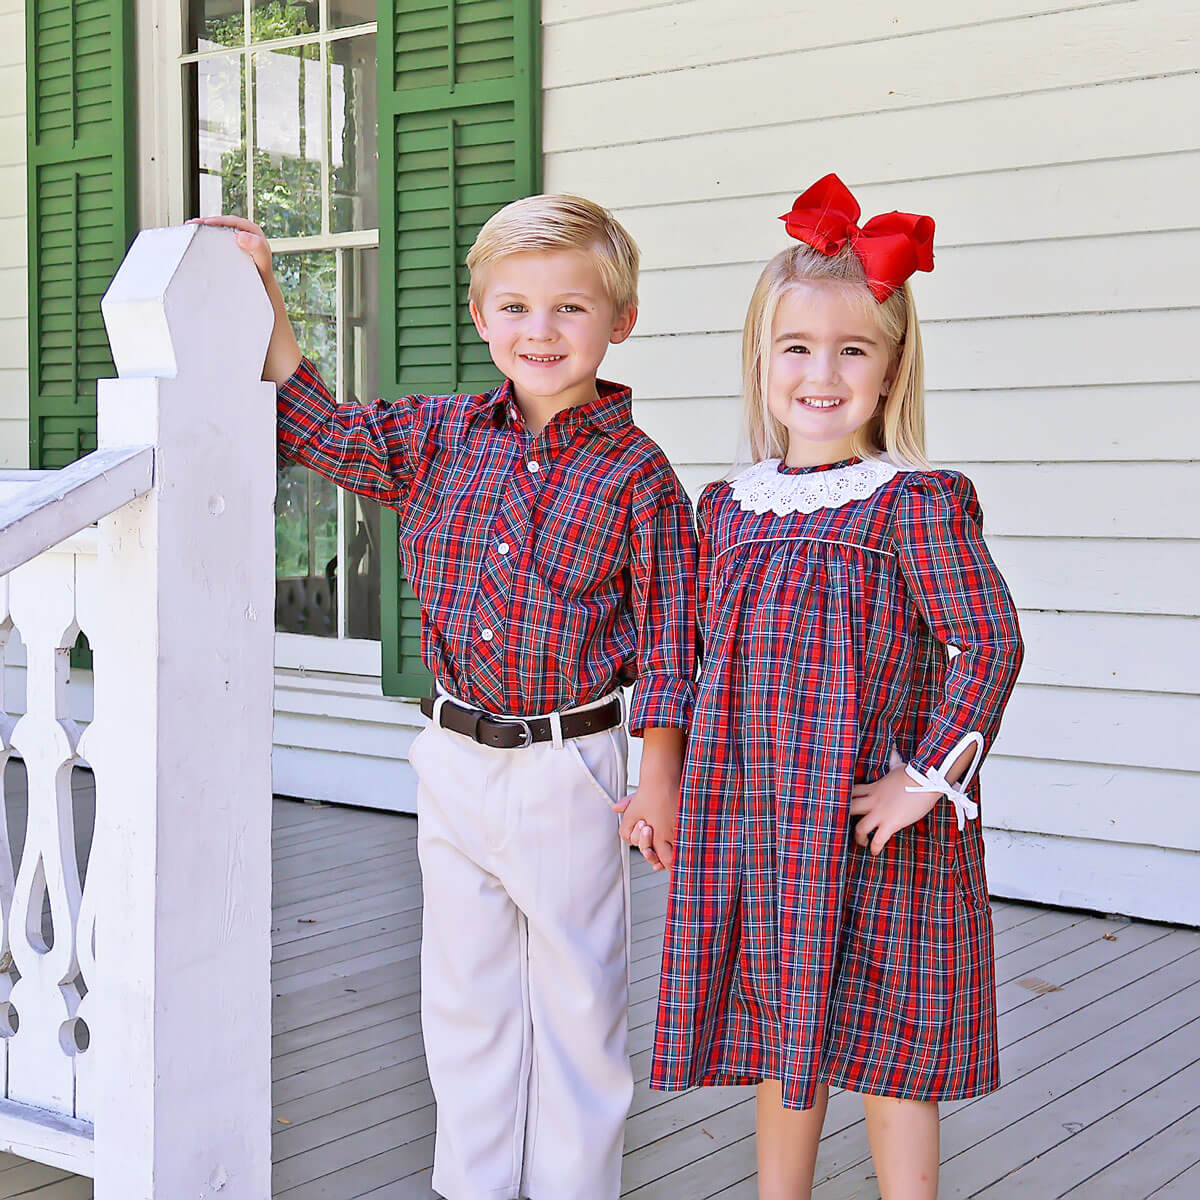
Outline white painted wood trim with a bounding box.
[0,1100,93,1176]
[0,447,153,575]
[985,829,1200,928]
[275,631,382,676]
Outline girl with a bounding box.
[648,175,1024,1198]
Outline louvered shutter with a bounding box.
[377,0,541,698]
[26,0,137,469]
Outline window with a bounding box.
[182,0,382,646]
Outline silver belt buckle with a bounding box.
[490,715,534,748]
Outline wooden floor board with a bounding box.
[1148,1159,1200,1197]
[7,791,1199,1199]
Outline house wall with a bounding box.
[541,0,1200,923]
[0,0,28,468]
[5,0,1196,920]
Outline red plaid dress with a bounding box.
[276,358,697,731]
[651,457,1024,1108]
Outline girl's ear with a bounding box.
[469,298,490,342]
[610,303,638,345]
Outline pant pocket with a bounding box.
[567,728,628,808]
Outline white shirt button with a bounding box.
[497,542,510,556]
[527,460,541,473]
[480,628,494,642]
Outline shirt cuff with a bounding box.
[627,675,694,737]
[905,732,986,831]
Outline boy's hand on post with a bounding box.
[184,215,302,383]
[186,215,274,282]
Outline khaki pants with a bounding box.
[409,705,632,1200]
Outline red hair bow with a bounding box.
[780,174,935,302]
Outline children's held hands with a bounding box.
[850,765,941,856]
[184,215,302,384]
[612,780,677,871]
[614,726,686,871]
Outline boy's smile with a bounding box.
[469,249,637,431]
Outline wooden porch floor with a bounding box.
[5,794,1199,1198]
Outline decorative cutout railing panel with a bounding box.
[0,223,275,1196]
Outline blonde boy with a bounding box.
[194,196,697,1200]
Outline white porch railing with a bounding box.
[0,225,276,1197]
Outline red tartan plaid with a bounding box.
[276,357,697,731]
[651,460,1024,1108]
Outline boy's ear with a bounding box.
[610,303,638,346]
[469,298,490,342]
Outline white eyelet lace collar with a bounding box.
[729,457,903,516]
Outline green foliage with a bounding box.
[203,0,317,48]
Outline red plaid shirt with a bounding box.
[276,358,697,732]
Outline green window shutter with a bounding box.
[26,0,137,470]
[377,0,541,698]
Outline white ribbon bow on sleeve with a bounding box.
[902,731,986,831]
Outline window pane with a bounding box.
[340,246,381,640]
[330,34,378,233]
[248,0,318,42]
[252,43,323,239]
[188,55,248,218]
[273,250,338,638]
[330,0,376,29]
[191,0,243,51]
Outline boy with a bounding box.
[191,195,696,1200]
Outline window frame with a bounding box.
[179,1,386,669]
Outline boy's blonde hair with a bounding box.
[741,243,929,468]
[466,194,639,313]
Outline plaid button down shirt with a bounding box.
[277,357,697,732]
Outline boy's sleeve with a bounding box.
[276,355,429,508]
[626,465,699,736]
[895,471,1025,791]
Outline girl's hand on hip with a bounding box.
[850,765,940,855]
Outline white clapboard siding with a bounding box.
[988,537,1197,619]
[1016,611,1199,696]
[542,0,1076,86]
[985,757,1199,852]
[545,74,1200,207]
[635,385,1200,466]
[983,830,1200,926]
[0,0,27,469]
[272,672,422,813]
[619,152,1200,269]
[634,230,1200,333]
[547,0,1199,923]
[544,1,1196,151]
[994,685,1196,774]
[610,309,1200,398]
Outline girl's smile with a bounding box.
[766,281,894,467]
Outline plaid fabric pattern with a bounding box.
[651,461,1024,1108]
[277,358,697,731]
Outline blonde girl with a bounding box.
[650,175,1025,1199]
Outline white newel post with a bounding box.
[86,224,276,1197]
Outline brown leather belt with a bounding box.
[419,693,622,750]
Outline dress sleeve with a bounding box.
[895,472,1024,824]
[625,466,699,736]
[276,355,433,508]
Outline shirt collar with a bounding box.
[472,378,635,438]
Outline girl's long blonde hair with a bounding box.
[740,242,929,468]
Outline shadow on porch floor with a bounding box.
[4,791,1198,1198]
